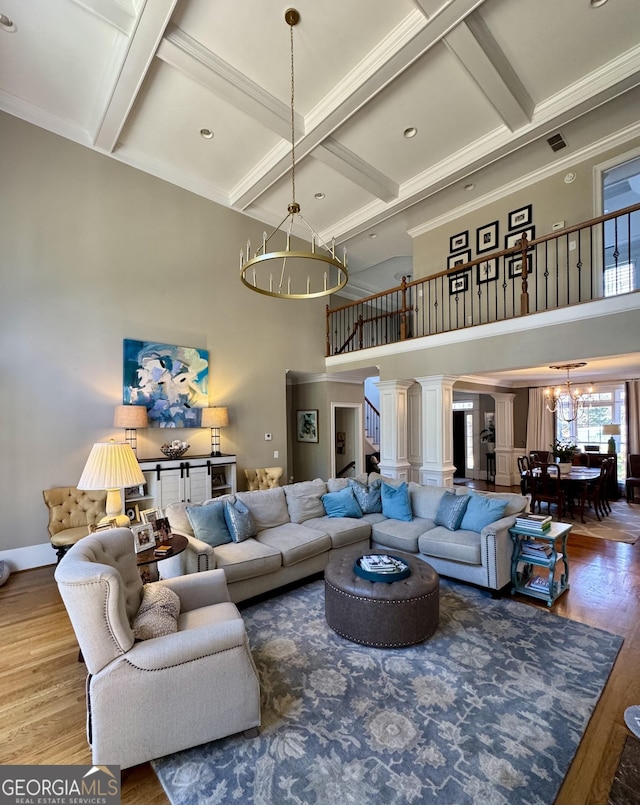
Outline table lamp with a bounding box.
[78,441,146,526]
[114,404,148,454]
[201,407,229,456]
[602,424,621,454]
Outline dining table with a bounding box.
[530,465,601,524]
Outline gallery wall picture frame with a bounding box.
[508,253,533,279]
[447,250,471,270]
[449,231,469,253]
[505,226,535,251]
[448,271,469,295]
[476,221,499,254]
[297,409,319,443]
[476,258,499,284]
[508,204,533,231]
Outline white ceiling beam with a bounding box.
[314,139,399,203]
[443,13,533,131]
[231,0,488,210]
[157,26,303,142]
[93,0,179,152]
[71,0,137,35]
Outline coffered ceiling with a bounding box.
[1,0,640,299]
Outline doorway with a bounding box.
[453,410,466,478]
[331,403,364,478]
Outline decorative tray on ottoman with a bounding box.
[354,554,411,583]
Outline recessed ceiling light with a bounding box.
[590,0,609,7]
[403,127,417,139]
[200,128,214,139]
[464,183,475,191]
[369,233,378,239]
[0,14,16,32]
[564,172,576,184]
[314,192,325,200]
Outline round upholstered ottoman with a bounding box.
[324,551,439,648]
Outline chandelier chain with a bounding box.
[290,21,296,207]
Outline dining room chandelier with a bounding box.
[544,362,594,423]
[239,8,348,300]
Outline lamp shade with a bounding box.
[602,424,621,436]
[201,407,229,428]
[113,405,148,429]
[78,441,146,490]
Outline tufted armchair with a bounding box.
[54,528,261,769]
[43,486,107,562]
[244,466,284,491]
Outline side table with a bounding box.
[509,521,572,607]
[136,533,188,583]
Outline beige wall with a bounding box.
[0,113,327,561]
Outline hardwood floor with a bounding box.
[1,492,639,805]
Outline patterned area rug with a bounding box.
[568,499,640,543]
[152,579,622,805]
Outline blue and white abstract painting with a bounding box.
[123,339,209,428]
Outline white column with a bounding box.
[375,380,413,481]
[491,392,516,486]
[407,383,422,482]
[415,375,457,487]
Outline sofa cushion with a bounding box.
[327,473,367,493]
[256,523,331,567]
[460,490,509,532]
[434,491,469,531]
[418,526,481,565]
[165,494,235,537]
[322,487,363,519]
[224,499,257,542]
[381,481,412,521]
[185,501,232,547]
[456,487,527,517]
[132,584,180,641]
[213,538,282,583]
[371,517,434,553]
[284,479,327,523]
[348,478,382,514]
[236,487,290,530]
[304,516,371,549]
[408,483,450,520]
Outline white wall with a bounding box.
[0,113,327,566]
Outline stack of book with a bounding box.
[153,544,173,558]
[359,555,407,574]
[519,540,558,561]
[525,574,553,593]
[514,513,552,536]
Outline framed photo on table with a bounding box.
[141,508,161,527]
[125,503,141,524]
[297,410,319,443]
[476,221,499,254]
[132,522,155,553]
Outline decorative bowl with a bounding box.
[160,442,189,460]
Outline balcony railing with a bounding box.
[326,202,640,357]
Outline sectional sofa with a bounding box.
[161,474,528,603]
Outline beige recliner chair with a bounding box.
[54,528,260,769]
[43,486,107,562]
[244,466,284,491]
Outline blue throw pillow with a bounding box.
[321,486,363,519]
[186,501,232,547]
[381,481,412,522]
[224,499,256,542]
[434,491,469,531]
[460,491,508,532]
[348,478,382,514]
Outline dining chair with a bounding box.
[517,455,531,495]
[584,460,610,521]
[530,463,564,519]
[627,455,640,503]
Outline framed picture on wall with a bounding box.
[447,250,471,270]
[505,226,535,251]
[449,231,469,253]
[476,258,498,284]
[508,204,533,230]
[508,253,533,278]
[297,409,319,443]
[476,221,499,254]
[448,271,469,295]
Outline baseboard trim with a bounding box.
[0,542,55,572]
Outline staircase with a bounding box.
[365,396,380,453]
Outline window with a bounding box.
[600,152,640,295]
